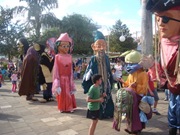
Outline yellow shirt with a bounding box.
[123,69,148,95]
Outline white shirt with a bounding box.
[114,64,123,78]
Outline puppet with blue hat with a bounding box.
[82,31,114,119]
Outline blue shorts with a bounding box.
[147,89,159,101]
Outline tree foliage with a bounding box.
[15,0,59,40]
[109,20,137,53]
[0,6,24,60]
[59,14,98,54]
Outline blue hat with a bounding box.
[93,31,105,42]
[146,0,180,12]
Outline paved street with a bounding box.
[0,80,170,135]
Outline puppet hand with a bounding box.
[56,87,61,95]
[70,90,76,95]
[85,69,92,81]
[41,83,47,91]
[139,55,154,69]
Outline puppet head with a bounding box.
[91,31,107,56]
[55,33,72,54]
[32,42,45,56]
[146,0,180,38]
[122,50,142,74]
[16,37,29,61]
[46,37,56,56]
[17,38,29,55]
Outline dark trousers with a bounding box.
[117,81,122,89]
[43,83,52,100]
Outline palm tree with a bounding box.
[15,0,60,40]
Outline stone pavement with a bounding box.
[0,80,170,135]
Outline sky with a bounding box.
[0,0,142,37]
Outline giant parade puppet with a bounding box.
[146,0,180,134]
[39,38,56,103]
[82,31,114,119]
[52,33,76,113]
[17,38,45,101]
[113,50,154,134]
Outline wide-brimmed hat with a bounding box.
[139,101,151,114]
[146,0,180,12]
[125,50,142,64]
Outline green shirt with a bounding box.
[87,84,101,111]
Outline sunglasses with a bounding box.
[159,16,180,24]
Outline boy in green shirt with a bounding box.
[86,74,106,135]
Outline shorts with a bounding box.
[147,89,159,101]
[12,81,16,84]
[86,109,99,120]
[0,83,1,87]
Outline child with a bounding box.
[11,71,18,93]
[86,74,105,135]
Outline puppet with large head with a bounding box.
[52,32,76,113]
[91,31,107,56]
[54,33,72,54]
[16,37,29,61]
[146,0,180,134]
[82,30,114,119]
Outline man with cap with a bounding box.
[82,31,114,119]
[146,0,180,134]
[52,33,76,113]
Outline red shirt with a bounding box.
[147,72,155,91]
[0,74,2,83]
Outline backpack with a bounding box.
[113,88,133,131]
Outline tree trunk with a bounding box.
[141,0,153,55]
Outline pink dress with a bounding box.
[52,54,76,112]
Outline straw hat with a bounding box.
[139,101,150,114]
[125,50,142,64]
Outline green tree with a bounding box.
[15,0,59,41]
[60,13,98,54]
[0,6,24,60]
[109,20,137,53]
[35,27,60,45]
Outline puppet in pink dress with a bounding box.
[52,33,76,113]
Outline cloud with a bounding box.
[138,8,142,17]
[122,19,141,34]
[89,8,123,26]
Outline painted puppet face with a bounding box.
[91,39,107,55]
[33,43,41,51]
[156,10,180,38]
[17,40,24,54]
[58,41,70,54]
